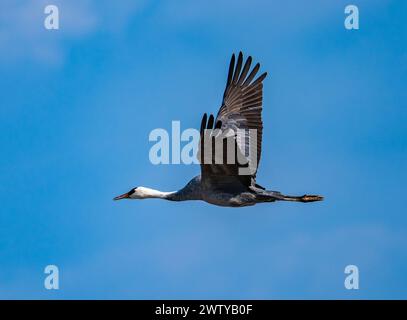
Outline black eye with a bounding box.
[128,188,136,195]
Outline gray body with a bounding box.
[166,175,260,207]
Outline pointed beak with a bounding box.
[113,192,130,201]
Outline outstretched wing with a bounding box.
[198,52,267,186]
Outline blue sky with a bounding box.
[0,0,406,299]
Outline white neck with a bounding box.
[132,187,176,199]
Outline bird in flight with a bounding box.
[114,52,323,207]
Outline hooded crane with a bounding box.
[114,52,323,207]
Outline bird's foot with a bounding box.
[300,195,324,202]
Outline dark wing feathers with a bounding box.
[200,113,207,133]
[207,114,214,129]
[237,56,252,86]
[232,52,243,84]
[243,63,260,86]
[198,52,267,187]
